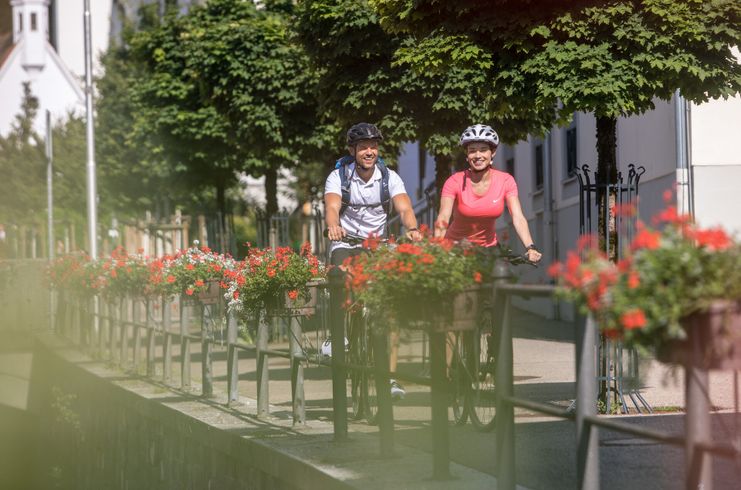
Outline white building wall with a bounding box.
[53,0,112,78]
[0,41,83,135]
[690,48,741,236]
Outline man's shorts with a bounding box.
[330,247,367,266]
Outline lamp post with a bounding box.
[83,0,97,259]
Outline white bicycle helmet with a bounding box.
[459,124,500,148]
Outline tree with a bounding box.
[375,0,741,255]
[0,83,45,224]
[295,0,492,197]
[129,0,323,218]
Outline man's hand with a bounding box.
[326,225,346,241]
[405,229,423,242]
[525,248,542,263]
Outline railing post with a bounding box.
[180,298,191,390]
[146,299,155,377]
[576,314,600,490]
[372,328,395,457]
[256,309,270,417]
[494,291,515,490]
[686,325,712,490]
[430,329,451,478]
[290,315,306,425]
[98,299,107,358]
[119,297,129,366]
[201,303,214,397]
[226,310,239,405]
[133,298,142,371]
[163,296,172,382]
[328,267,348,440]
[110,300,119,363]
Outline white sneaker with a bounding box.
[390,379,405,400]
[320,337,349,358]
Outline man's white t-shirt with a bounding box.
[324,162,408,252]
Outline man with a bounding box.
[325,122,422,263]
[324,122,421,399]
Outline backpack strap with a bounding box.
[336,155,354,217]
[335,156,392,217]
[376,157,392,216]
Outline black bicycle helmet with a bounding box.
[346,122,383,146]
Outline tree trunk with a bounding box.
[434,154,453,206]
[596,115,619,411]
[595,116,618,263]
[216,182,227,253]
[264,167,278,219]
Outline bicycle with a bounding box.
[448,248,537,431]
[324,230,394,425]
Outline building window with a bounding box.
[534,144,544,190]
[505,157,515,178]
[31,12,37,31]
[18,13,23,32]
[566,127,577,177]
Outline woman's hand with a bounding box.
[526,248,542,263]
[433,219,448,238]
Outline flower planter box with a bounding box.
[397,286,487,332]
[265,280,322,317]
[656,300,741,370]
[182,280,222,306]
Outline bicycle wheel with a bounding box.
[363,319,379,425]
[449,331,469,426]
[468,309,497,431]
[346,312,365,420]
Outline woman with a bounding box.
[435,124,542,263]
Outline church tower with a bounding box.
[11,0,49,77]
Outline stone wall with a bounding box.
[27,336,351,490]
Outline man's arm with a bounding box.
[324,193,346,241]
[391,193,422,241]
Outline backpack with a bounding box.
[335,155,392,217]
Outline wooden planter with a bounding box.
[182,279,222,306]
[265,281,321,317]
[656,300,741,370]
[397,286,487,332]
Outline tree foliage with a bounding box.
[128,0,322,215]
[295,0,492,190]
[375,0,741,134]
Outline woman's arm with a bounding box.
[434,196,455,238]
[506,195,542,263]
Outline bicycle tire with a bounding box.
[363,319,379,425]
[347,311,365,420]
[450,331,468,426]
[468,309,497,431]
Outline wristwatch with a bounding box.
[526,244,539,251]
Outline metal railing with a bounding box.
[489,282,740,490]
[52,287,329,426]
[47,270,741,489]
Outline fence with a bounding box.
[31,262,741,489]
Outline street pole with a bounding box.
[46,110,54,332]
[46,110,53,260]
[84,0,99,343]
[83,0,97,259]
